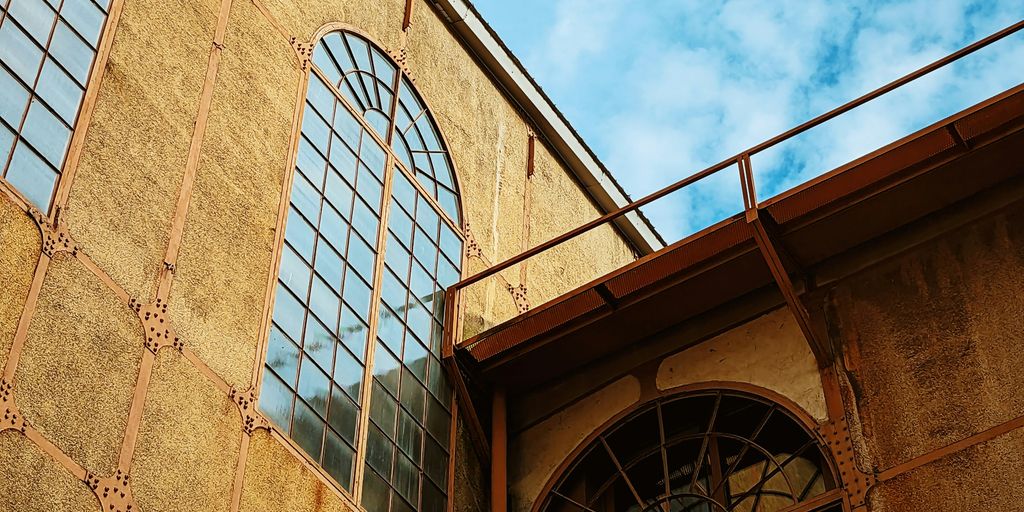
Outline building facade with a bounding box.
[1,0,1022,511]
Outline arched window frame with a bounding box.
[0,0,123,219]
[257,24,466,512]
[535,384,844,512]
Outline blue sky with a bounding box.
[471,0,1024,241]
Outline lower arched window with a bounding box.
[541,390,840,512]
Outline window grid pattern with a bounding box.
[363,169,460,512]
[261,30,463,512]
[0,0,109,211]
[259,69,389,491]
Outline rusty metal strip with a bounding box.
[49,0,127,217]
[23,424,89,480]
[158,0,236,299]
[774,488,844,512]
[402,0,416,31]
[116,350,155,469]
[876,412,1024,482]
[229,431,251,512]
[250,0,291,43]
[445,396,459,512]
[182,347,233,395]
[519,133,535,286]
[2,254,49,380]
[491,388,508,512]
[77,252,132,305]
[740,157,831,367]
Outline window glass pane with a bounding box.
[381,269,407,312]
[357,165,382,212]
[403,335,428,383]
[296,138,327,187]
[0,125,14,169]
[318,203,346,250]
[338,305,368,360]
[413,227,437,273]
[323,429,354,490]
[312,43,342,85]
[5,142,57,210]
[302,316,335,372]
[0,21,44,84]
[426,395,450,450]
[0,66,29,126]
[371,50,396,90]
[328,385,358,444]
[308,276,340,329]
[9,0,55,45]
[393,169,416,210]
[342,271,372,321]
[334,105,361,148]
[334,344,363,402]
[397,408,422,462]
[266,326,300,388]
[324,164,354,216]
[258,371,293,431]
[328,135,357,183]
[290,172,321,222]
[393,450,419,505]
[427,356,451,409]
[389,206,414,247]
[62,0,105,45]
[373,340,401,396]
[297,359,330,417]
[279,245,311,297]
[409,260,433,304]
[366,422,394,476]
[21,99,70,167]
[352,198,379,245]
[415,196,440,238]
[271,284,304,341]
[301,104,330,153]
[292,399,325,460]
[347,234,375,284]
[437,258,460,289]
[370,380,397,437]
[360,134,386,176]
[377,307,404,361]
[384,233,411,279]
[400,369,426,420]
[285,207,315,262]
[423,435,447,487]
[438,223,462,267]
[421,478,446,512]
[313,239,343,289]
[363,464,392,511]
[306,75,335,119]
[36,58,83,124]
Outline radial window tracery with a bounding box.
[541,391,840,512]
[261,29,462,512]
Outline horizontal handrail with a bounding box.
[451,19,1024,292]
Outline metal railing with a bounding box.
[443,19,1024,352]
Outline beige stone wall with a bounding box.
[0,0,638,511]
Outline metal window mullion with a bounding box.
[352,150,398,507]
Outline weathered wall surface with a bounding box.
[657,307,827,422]
[0,0,639,510]
[509,376,641,512]
[827,204,1024,510]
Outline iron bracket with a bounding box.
[30,207,79,258]
[129,298,183,354]
[230,386,270,435]
[818,415,875,509]
[506,283,530,314]
[84,469,137,512]
[0,379,25,433]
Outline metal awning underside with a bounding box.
[459,84,1024,391]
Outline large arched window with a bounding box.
[541,391,840,512]
[0,0,111,211]
[259,28,462,512]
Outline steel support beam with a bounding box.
[739,156,832,367]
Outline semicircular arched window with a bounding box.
[541,391,841,512]
[259,29,463,512]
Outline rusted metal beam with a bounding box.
[739,156,832,367]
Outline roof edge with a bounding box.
[428,0,666,253]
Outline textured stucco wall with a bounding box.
[509,376,641,512]
[0,0,639,510]
[657,307,828,422]
[828,204,1024,501]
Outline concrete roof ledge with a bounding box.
[429,0,665,254]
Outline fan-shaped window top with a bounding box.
[312,31,460,222]
[541,391,840,512]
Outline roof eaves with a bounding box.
[428,0,667,253]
